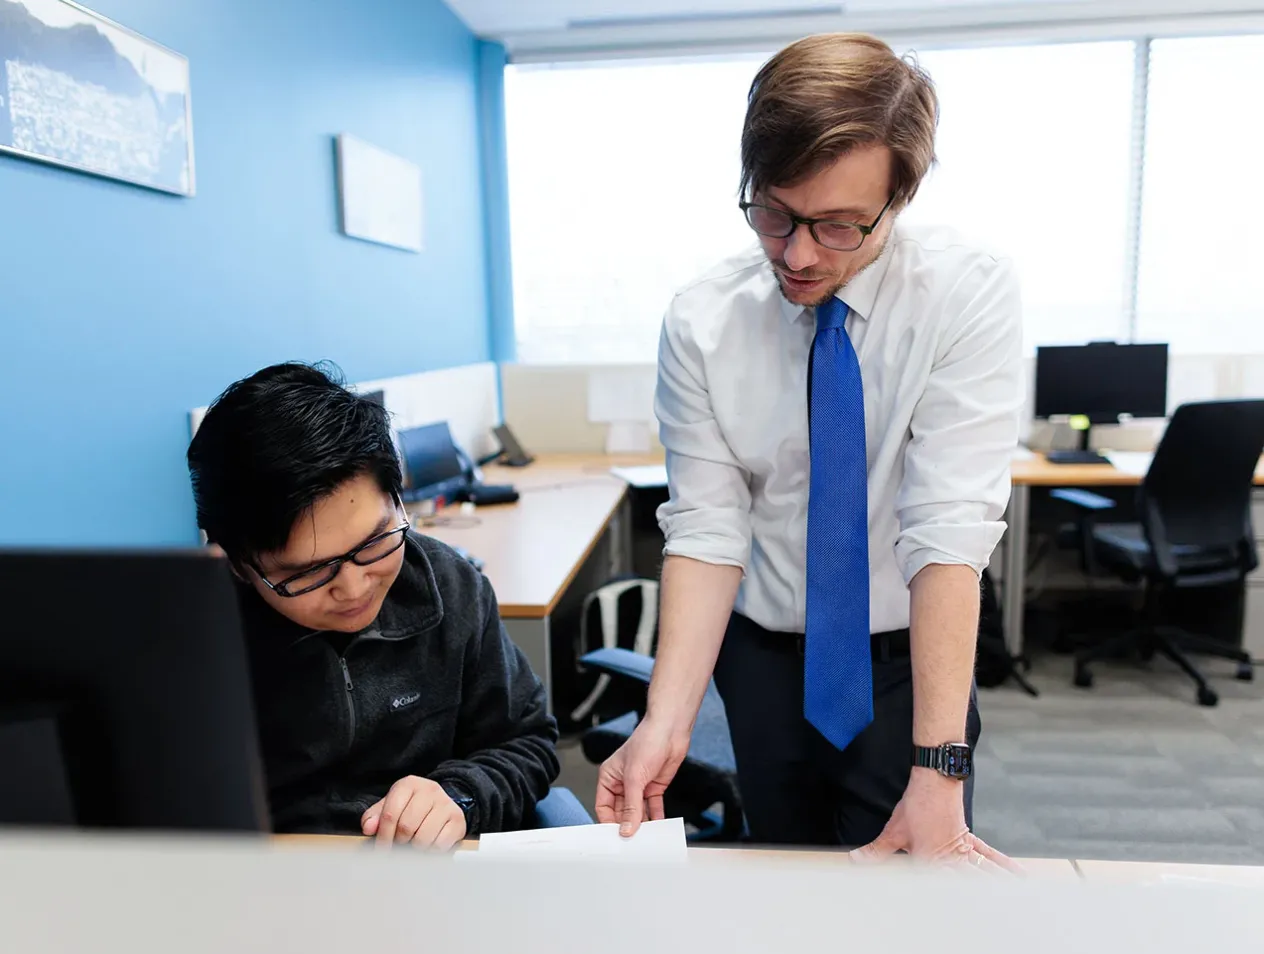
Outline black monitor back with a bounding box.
[398,421,468,501]
[1035,342,1169,422]
[0,549,269,833]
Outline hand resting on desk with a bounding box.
[361,776,466,849]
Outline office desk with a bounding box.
[413,455,660,707]
[274,834,1078,877]
[1074,858,1264,886]
[276,835,1264,888]
[23,835,1264,954]
[1001,454,1264,657]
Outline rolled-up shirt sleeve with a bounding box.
[654,299,753,570]
[894,256,1024,584]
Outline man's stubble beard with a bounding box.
[770,232,889,309]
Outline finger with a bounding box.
[361,799,385,836]
[969,851,1010,875]
[409,799,449,848]
[970,837,1026,875]
[395,791,435,844]
[432,818,466,853]
[375,784,415,845]
[646,793,666,822]
[594,770,622,825]
[619,777,647,837]
[849,825,903,863]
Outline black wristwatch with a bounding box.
[911,742,973,780]
[441,783,480,835]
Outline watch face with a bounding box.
[942,743,973,779]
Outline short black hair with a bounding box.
[188,361,403,562]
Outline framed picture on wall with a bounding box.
[335,134,424,253]
[0,0,195,196]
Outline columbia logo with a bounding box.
[391,692,421,710]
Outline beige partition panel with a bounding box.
[500,363,663,455]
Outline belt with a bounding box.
[752,626,911,662]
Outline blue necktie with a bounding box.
[805,296,872,751]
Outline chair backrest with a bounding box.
[1140,400,1264,571]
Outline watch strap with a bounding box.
[911,744,942,771]
[439,781,480,835]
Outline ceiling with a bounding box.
[444,0,1075,35]
[442,0,1264,59]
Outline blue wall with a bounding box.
[0,0,499,546]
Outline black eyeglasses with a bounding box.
[739,194,895,252]
[253,517,411,598]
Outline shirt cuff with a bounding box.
[895,509,1007,584]
[658,513,751,570]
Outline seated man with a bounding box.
[187,361,559,846]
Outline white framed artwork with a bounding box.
[335,133,423,253]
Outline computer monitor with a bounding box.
[397,421,469,503]
[1035,342,1169,423]
[0,549,270,833]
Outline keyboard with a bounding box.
[1045,449,1110,465]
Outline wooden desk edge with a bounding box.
[493,477,634,620]
[1012,452,1264,487]
[272,836,1078,876]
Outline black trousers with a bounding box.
[712,612,981,847]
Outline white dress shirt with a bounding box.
[655,221,1023,635]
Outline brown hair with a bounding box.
[740,33,939,210]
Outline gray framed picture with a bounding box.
[0,0,194,196]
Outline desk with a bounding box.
[1074,858,1264,886]
[1001,453,1264,657]
[18,835,1264,953]
[413,455,660,708]
[274,834,1079,877]
[275,835,1264,888]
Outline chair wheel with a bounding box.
[1073,667,1093,689]
[1197,686,1219,707]
[1236,663,1254,682]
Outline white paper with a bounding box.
[610,464,668,488]
[469,818,687,862]
[1011,446,1036,461]
[337,134,424,253]
[605,421,653,455]
[1104,450,1153,477]
[587,369,657,424]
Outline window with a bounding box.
[504,35,1262,363]
[1135,35,1264,353]
[902,42,1136,348]
[505,55,765,364]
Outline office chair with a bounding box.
[529,788,593,828]
[571,577,742,840]
[1052,400,1264,706]
[579,647,744,841]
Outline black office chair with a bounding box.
[1052,400,1264,706]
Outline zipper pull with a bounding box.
[340,657,354,693]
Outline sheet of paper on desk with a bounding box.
[1104,451,1153,477]
[610,464,668,488]
[470,818,687,862]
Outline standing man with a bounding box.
[596,33,1023,865]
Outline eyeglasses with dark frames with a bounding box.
[738,194,896,252]
[252,513,412,598]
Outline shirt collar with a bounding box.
[777,230,897,325]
